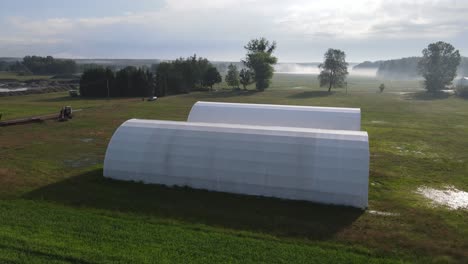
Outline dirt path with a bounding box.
[0,109,82,127]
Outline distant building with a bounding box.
[459,77,468,87]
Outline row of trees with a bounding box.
[80,55,224,97]
[154,55,222,96]
[80,38,461,96]
[154,38,279,95]
[79,67,155,97]
[78,36,280,98]
[77,38,342,96]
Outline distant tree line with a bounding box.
[353,61,383,69]
[22,56,77,75]
[376,57,421,79]
[80,67,155,97]
[354,56,468,80]
[0,60,10,71]
[0,56,78,75]
[77,63,121,73]
[0,60,30,72]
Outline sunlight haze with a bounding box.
[1,0,467,62]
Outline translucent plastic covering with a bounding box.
[459,77,468,86]
[104,119,369,208]
[188,101,361,131]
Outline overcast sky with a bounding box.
[0,0,467,62]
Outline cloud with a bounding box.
[0,0,467,60]
[6,0,467,39]
[0,36,66,45]
[275,0,468,39]
[8,17,74,37]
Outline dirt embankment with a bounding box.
[0,79,79,97]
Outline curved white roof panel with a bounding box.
[460,77,468,85]
[188,101,361,131]
[104,119,369,208]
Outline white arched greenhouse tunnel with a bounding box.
[104,102,369,209]
[188,101,361,131]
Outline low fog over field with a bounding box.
[274,63,377,77]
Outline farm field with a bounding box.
[0,74,467,263]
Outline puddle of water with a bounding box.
[368,210,399,216]
[80,138,94,143]
[63,157,99,168]
[0,88,29,92]
[416,186,468,210]
[371,120,387,124]
[393,144,439,158]
[441,89,456,95]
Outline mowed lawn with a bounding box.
[0,75,467,263]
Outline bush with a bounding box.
[456,85,468,98]
[379,83,385,93]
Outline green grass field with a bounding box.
[0,74,467,263]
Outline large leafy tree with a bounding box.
[243,38,277,91]
[203,66,222,91]
[418,41,461,93]
[318,49,349,92]
[239,69,253,90]
[225,63,240,89]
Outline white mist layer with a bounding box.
[274,63,377,77]
[0,88,29,92]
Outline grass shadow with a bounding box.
[25,169,363,240]
[287,91,333,99]
[403,91,451,101]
